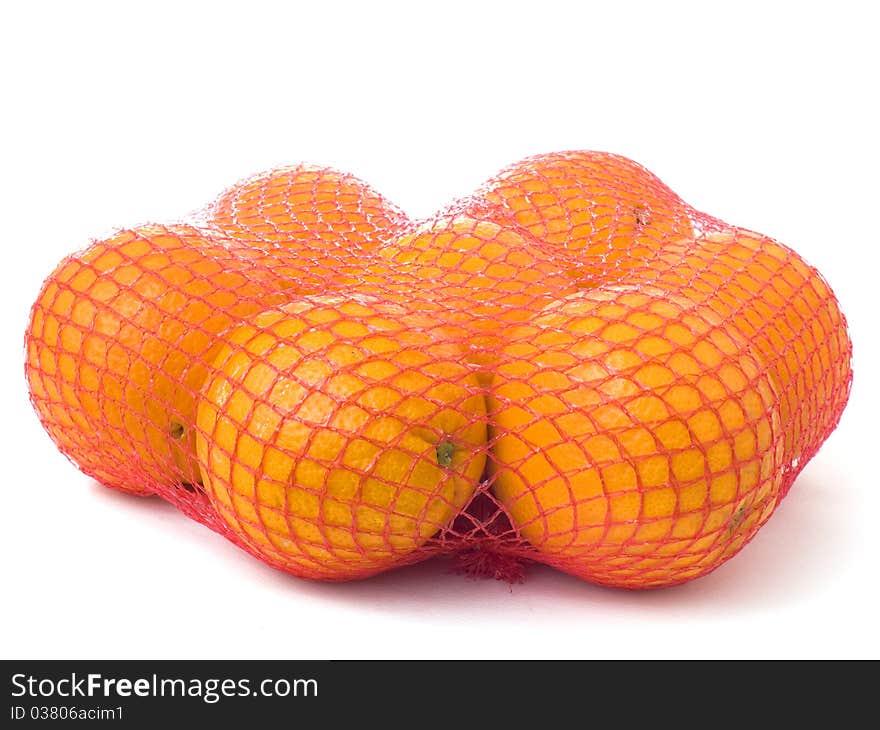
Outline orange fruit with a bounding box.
[624,229,852,474]
[487,288,784,589]
[371,215,577,384]
[195,296,488,580]
[210,164,408,286]
[25,224,299,495]
[465,150,694,282]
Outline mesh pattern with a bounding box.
[24,155,852,589]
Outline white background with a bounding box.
[1,1,877,659]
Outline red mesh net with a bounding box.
[24,151,852,589]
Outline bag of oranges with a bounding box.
[25,153,852,589]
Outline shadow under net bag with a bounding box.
[24,153,852,589]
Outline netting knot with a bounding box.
[451,548,527,584]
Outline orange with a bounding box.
[465,150,694,283]
[209,164,407,286]
[624,229,852,472]
[25,224,299,495]
[195,296,488,580]
[487,288,784,589]
[371,215,578,384]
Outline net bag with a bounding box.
[24,153,852,589]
